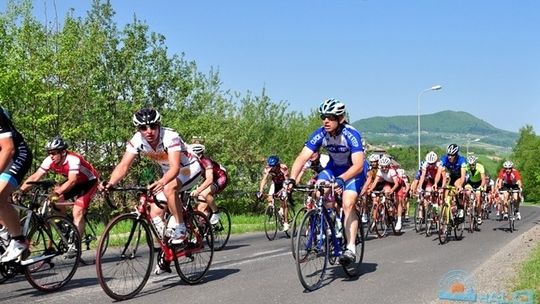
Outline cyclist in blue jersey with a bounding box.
[286,98,368,266]
[434,143,467,217]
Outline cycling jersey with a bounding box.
[465,163,485,184]
[199,155,228,193]
[126,127,201,191]
[439,155,467,178]
[39,151,99,183]
[497,168,521,186]
[0,108,33,187]
[304,124,368,192]
[421,162,439,182]
[263,164,288,185]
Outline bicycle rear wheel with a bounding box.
[95,213,154,301]
[342,211,365,277]
[174,210,214,284]
[284,207,295,238]
[508,199,515,233]
[212,207,231,251]
[424,205,433,237]
[295,209,328,291]
[263,205,278,241]
[414,201,423,232]
[291,207,307,260]
[374,204,387,238]
[24,215,81,292]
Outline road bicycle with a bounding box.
[0,180,81,291]
[96,186,214,301]
[422,190,440,237]
[260,190,295,241]
[367,191,397,238]
[438,186,465,244]
[201,205,231,251]
[499,189,521,233]
[294,183,364,291]
[464,187,481,233]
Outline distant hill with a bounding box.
[351,110,518,151]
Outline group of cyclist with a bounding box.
[0,107,229,265]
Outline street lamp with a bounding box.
[417,85,442,167]
[467,137,481,155]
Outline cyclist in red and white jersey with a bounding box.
[396,168,411,221]
[20,136,99,239]
[189,144,229,225]
[257,155,291,231]
[367,156,405,230]
[495,161,523,220]
[416,151,442,219]
[100,108,201,245]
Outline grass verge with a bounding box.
[512,242,540,303]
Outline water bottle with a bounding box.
[335,214,343,238]
[152,216,165,239]
[0,225,9,246]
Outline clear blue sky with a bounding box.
[29,0,540,133]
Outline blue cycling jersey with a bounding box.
[305,124,364,170]
[439,155,467,177]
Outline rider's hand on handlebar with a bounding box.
[99,180,113,192]
[190,189,200,197]
[256,191,263,200]
[11,190,23,203]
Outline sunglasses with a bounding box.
[138,123,159,131]
[320,114,339,121]
[447,154,456,157]
[48,150,62,156]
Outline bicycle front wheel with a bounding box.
[291,207,307,260]
[295,209,328,291]
[24,215,81,292]
[263,205,278,241]
[414,201,423,233]
[174,210,214,284]
[212,207,231,251]
[438,205,449,244]
[95,213,154,301]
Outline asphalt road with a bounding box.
[1,205,538,304]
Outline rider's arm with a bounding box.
[417,169,427,192]
[258,171,270,193]
[289,147,315,182]
[457,167,466,188]
[368,175,381,193]
[150,150,181,191]
[0,136,15,173]
[55,171,78,196]
[19,169,46,193]
[389,175,400,193]
[194,165,213,195]
[107,151,137,186]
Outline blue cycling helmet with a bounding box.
[267,155,280,167]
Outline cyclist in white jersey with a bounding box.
[287,98,368,266]
[100,108,201,245]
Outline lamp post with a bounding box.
[417,85,442,167]
[467,137,481,155]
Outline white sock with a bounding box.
[175,223,186,232]
[346,244,356,254]
[397,216,402,223]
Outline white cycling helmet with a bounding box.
[368,154,380,162]
[425,151,438,164]
[379,156,391,167]
[190,143,205,156]
[467,155,478,165]
[503,160,513,169]
[396,168,406,176]
[318,98,346,116]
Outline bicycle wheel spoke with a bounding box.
[212,207,231,251]
[295,209,327,291]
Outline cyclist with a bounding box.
[296,150,330,184]
[397,168,411,222]
[100,108,202,245]
[0,108,33,262]
[463,155,486,225]
[19,136,99,239]
[495,161,523,220]
[434,144,467,219]
[359,153,381,223]
[367,156,405,230]
[287,98,368,266]
[257,155,290,231]
[416,151,441,219]
[189,143,229,225]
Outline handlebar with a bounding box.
[102,185,167,210]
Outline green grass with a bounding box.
[512,243,540,303]
[230,214,267,234]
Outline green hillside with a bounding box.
[352,110,518,150]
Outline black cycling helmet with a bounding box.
[45,136,68,151]
[446,143,459,156]
[132,108,161,127]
